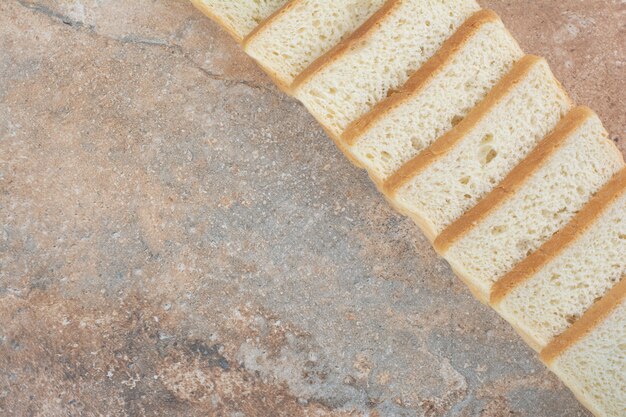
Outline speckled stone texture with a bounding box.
[0,1,623,416]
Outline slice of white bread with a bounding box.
[433,107,624,303]
[243,0,387,89]
[541,277,626,417]
[190,0,290,43]
[491,168,626,351]
[291,0,481,138]
[342,10,523,184]
[385,55,573,241]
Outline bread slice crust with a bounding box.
[241,0,297,46]
[540,276,626,365]
[490,167,626,305]
[433,106,600,254]
[290,0,399,91]
[383,55,548,196]
[341,9,503,148]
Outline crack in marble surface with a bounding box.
[15,0,282,96]
[17,0,93,28]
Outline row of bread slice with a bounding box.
[192,0,484,160]
[193,1,625,415]
[443,110,626,416]
[380,42,626,415]
[191,0,389,91]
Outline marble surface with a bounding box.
[0,1,623,416]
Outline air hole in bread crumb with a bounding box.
[478,147,497,165]
[451,115,463,126]
[410,136,422,150]
[550,273,561,283]
[386,88,397,98]
[491,225,507,235]
[459,176,470,185]
[480,133,494,145]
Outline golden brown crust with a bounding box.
[242,0,298,47]
[540,276,626,364]
[341,9,502,147]
[382,55,543,196]
[490,167,626,305]
[190,0,246,43]
[290,0,400,90]
[433,106,595,254]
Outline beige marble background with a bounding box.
[0,1,623,416]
